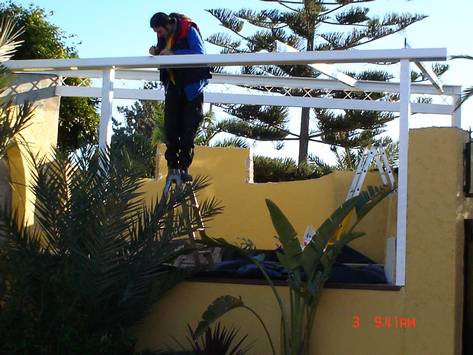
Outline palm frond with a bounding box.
[187,322,252,355]
[450,55,473,61]
[0,102,34,159]
[0,16,24,63]
[211,137,250,148]
[455,86,473,111]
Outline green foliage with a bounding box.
[0,147,222,355]
[118,82,165,142]
[112,82,165,177]
[57,94,100,152]
[253,155,324,182]
[217,105,289,141]
[195,296,245,337]
[210,136,249,148]
[310,136,399,172]
[194,295,275,355]
[111,118,158,178]
[199,186,392,355]
[0,97,34,160]
[0,2,100,152]
[206,1,430,163]
[194,109,225,146]
[0,2,77,59]
[185,323,251,355]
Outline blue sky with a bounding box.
[11,0,473,160]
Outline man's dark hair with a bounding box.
[150,12,172,28]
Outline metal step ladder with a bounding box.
[161,169,213,267]
[346,145,395,200]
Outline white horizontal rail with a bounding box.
[55,85,454,115]
[5,48,447,71]
[32,70,460,96]
[212,74,460,96]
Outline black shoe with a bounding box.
[180,169,193,182]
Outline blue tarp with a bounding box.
[198,246,387,284]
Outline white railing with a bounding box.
[5,48,459,287]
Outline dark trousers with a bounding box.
[164,84,204,169]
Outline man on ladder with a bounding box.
[149,13,212,266]
[149,12,211,181]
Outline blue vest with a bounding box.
[157,18,212,87]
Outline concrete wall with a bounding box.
[135,128,471,355]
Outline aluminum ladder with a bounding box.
[161,169,212,267]
[346,145,395,200]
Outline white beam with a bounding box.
[275,41,358,87]
[99,68,115,153]
[55,85,454,115]
[212,74,460,96]
[396,59,411,287]
[5,48,448,71]
[205,92,398,111]
[39,70,461,96]
[451,86,462,128]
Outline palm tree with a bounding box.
[0,146,222,355]
[0,15,32,159]
[451,55,473,110]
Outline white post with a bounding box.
[396,59,411,286]
[451,87,462,128]
[99,67,115,153]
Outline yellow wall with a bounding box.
[140,145,394,263]
[4,74,60,225]
[135,128,471,355]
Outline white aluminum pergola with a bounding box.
[5,47,461,287]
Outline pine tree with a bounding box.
[206,1,445,164]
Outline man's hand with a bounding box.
[149,46,158,55]
[160,48,174,55]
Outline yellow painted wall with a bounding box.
[140,145,394,263]
[135,128,471,355]
[4,74,60,225]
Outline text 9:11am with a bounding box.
[352,315,417,329]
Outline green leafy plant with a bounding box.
[253,155,324,183]
[198,186,391,355]
[185,322,252,355]
[0,147,222,355]
[153,323,251,355]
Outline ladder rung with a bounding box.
[160,172,211,267]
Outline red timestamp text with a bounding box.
[352,315,417,329]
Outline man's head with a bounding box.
[150,12,175,38]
